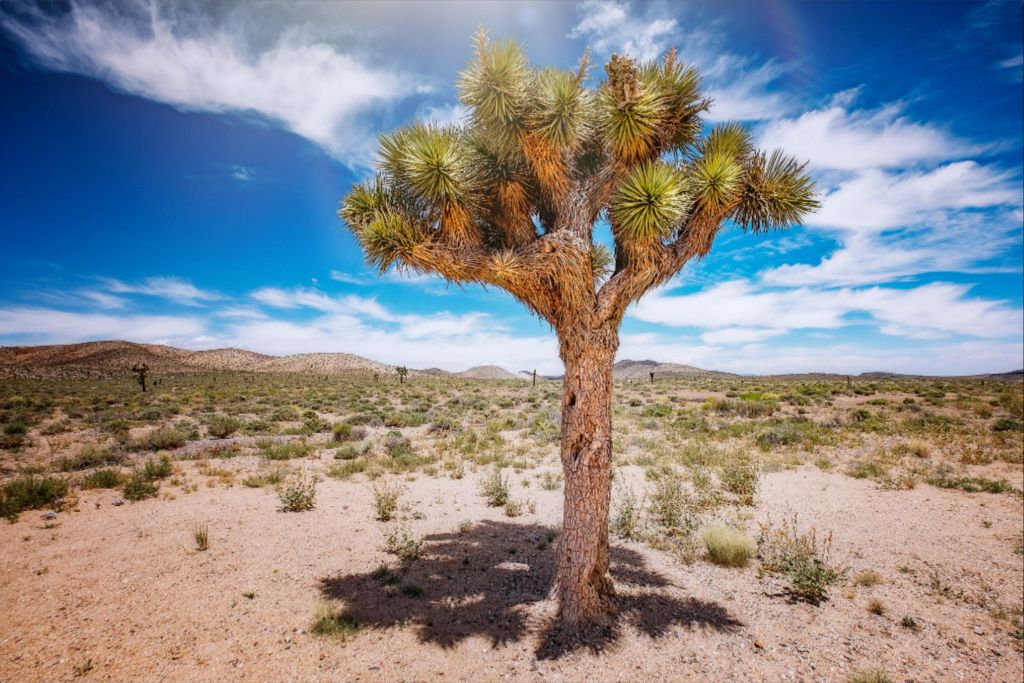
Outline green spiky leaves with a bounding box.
[611,161,692,242]
[534,68,590,150]
[360,211,424,272]
[690,123,753,212]
[379,124,471,205]
[735,150,820,233]
[458,29,531,154]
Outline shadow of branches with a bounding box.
[318,520,741,658]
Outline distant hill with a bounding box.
[0,341,392,379]
[455,365,525,380]
[1,342,1020,382]
[613,359,736,381]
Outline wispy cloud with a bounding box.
[101,276,222,306]
[568,0,793,121]
[758,96,981,171]
[630,280,1023,340]
[0,307,205,345]
[0,0,418,167]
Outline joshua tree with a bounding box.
[130,362,149,392]
[649,371,655,384]
[395,366,409,384]
[340,30,817,626]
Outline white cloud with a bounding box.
[759,160,1022,287]
[703,56,793,122]
[101,276,222,305]
[417,103,469,128]
[630,280,1023,339]
[0,307,204,345]
[758,101,979,171]
[1,0,416,167]
[231,165,253,181]
[569,0,792,121]
[699,327,786,345]
[812,161,1019,232]
[568,0,677,63]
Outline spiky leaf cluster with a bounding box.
[340,28,818,324]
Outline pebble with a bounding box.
[111,497,125,506]
[40,510,57,520]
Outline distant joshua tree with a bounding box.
[649,371,655,384]
[395,366,409,384]
[130,362,149,392]
[340,30,817,627]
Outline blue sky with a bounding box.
[0,0,1021,375]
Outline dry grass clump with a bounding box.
[311,601,358,638]
[700,522,755,567]
[371,481,402,521]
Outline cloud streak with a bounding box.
[0,0,417,167]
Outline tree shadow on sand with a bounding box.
[318,520,741,659]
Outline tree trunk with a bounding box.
[554,324,618,626]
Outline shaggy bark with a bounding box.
[554,323,619,625]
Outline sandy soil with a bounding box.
[0,465,1021,683]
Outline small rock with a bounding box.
[972,626,984,636]
[111,497,125,506]
[40,510,57,520]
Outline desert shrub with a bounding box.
[121,473,159,501]
[892,439,931,458]
[193,523,209,551]
[0,475,68,521]
[610,486,643,540]
[57,444,124,471]
[325,459,368,478]
[848,669,893,683]
[992,417,1023,432]
[846,460,888,480]
[332,422,353,442]
[758,512,843,604]
[384,411,428,428]
[480,467,511,507]
[383,430,413,458]
[80,468,123,489]
[260,440,313,461]
[706,397,776,418]
[302,413,331,433]
[650,471,689,529]
[900,615,920,631]
[384,522,423,560]
[278,475,317,512]
[867,598,885,615]
[206,414,241,439]
[400,582,424,598]
[371,481,402,521]
[641,403,672,418]
[334,444,359,460]
[853,570,883,587]
[142,454,173,480]
[311,602,358,638]
[719,455,759,505]
[503,497,524,517]
[539,470,562,491]
[926,472,1020,496]
[131,427,187,452]
[700,523,755,567]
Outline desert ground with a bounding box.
[1,361,1022,682]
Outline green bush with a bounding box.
[480,467,510,507]
[121,473,159,501]
[206,414,241,439]
[131,427,187,451]
[278,475,317,512]
[0,475,68,521]
[81,468,123,489]
[719,456,759,505]
[57,445,124,471]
